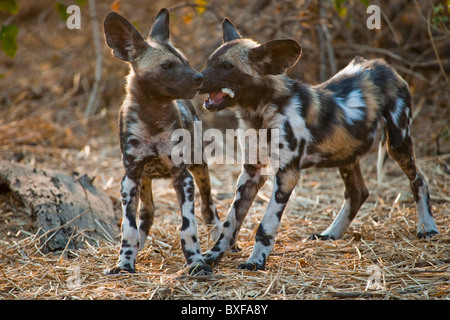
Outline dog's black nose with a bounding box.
[193,73,204,82]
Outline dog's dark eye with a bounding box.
[220,61,234,70]
[161,61,174,69]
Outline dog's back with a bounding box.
[320,56,411,130]
[296,57,411,168]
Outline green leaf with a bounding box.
[333,0,348,18]
[442,125,450,141]
[0,0,19,14]
[0,24,18,58]
[76,0,87,7]
[433,3,443,14]
[359,0,370,6]
[54,3,69,21]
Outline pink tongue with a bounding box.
[209,92,225,102]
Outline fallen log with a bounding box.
[0,160,119,251]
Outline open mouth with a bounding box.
[203,88,235,110]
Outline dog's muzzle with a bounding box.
[203,87,235,110]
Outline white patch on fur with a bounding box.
[321,198,352,239]
[120,177,140,246]
[244,192,286,267]
[337,89,366,124]
[274,96,312,169]
[116,175,141,270]
[121,177,136,205]
[391,98,404,128]
[205,165,261,259]
[335,61,364,77]
[209,204,222,241]
[178,175,205,267]
[285,97,311,141]
[263,201,286,234]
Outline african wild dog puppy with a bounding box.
[103,9,221,275]
[199,19,439,271]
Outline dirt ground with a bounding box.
[0,0,449,300]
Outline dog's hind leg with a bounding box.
[138,177,155,250]
[311,161,369,240]
[190,164,222,241]
[383,94,438,238]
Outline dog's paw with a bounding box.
[308,233,336,241]
[230,244,242,252]
[237,262,265,271]
[417,229,439,239]
[107,265,135,275]
[189,263,213,276]
[202,251,223,268]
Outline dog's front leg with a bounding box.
[203,164,267,267]
[109,174,142,274]
[172,166,212,275]
[238,165,300,271]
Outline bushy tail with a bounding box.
[377,119,389,186]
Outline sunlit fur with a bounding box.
[200,19,439,271]
[104,10,220,275]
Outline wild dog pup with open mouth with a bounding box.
[199,19,439,271]
[104,9,221,275]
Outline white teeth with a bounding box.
[221,88,235,98]
[204,95,213,107]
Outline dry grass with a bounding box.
[0,0,449,301]
[1,147,449,300]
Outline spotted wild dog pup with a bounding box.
[199,19,439,271]
[103,9,221,275]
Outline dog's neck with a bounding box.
[237,74,295,124]
[123,71,181,135]
[127,70,173,103]
[241,74,293,107]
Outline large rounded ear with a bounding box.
[104,12,148,62]
[249,39,302,75]
[222,18,242,42]
[148,8,170,42]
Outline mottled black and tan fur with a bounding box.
[104,9,221,275]
[199,19,439,271]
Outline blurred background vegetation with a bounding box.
[0,0,449,167]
